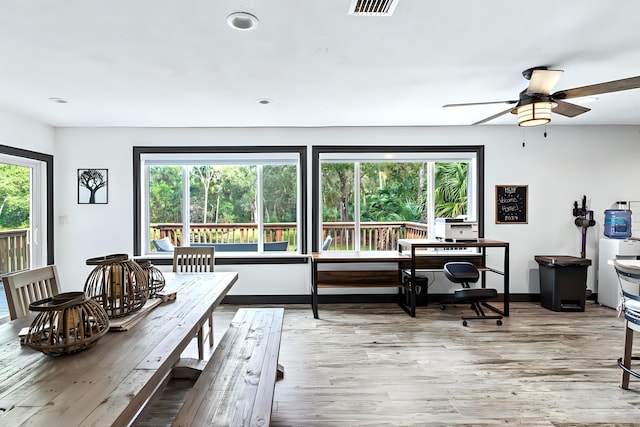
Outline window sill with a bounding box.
[136,253,309,266]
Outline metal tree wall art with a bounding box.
[78,168,108,204]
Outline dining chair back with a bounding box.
[173,246,215,273]
[172,246,216,359]
[2,265,61,320]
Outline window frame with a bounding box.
[0,145,54,266]
[133,146,308,258]
[0,145,53,323]
[312,145,484,251]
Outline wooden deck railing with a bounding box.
[150,221,430,251]
[0,229,30,275]
[404,222,430,239]
[150,223,298,248]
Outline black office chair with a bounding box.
[443,262,503,326]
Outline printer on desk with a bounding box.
[435,218,478,242]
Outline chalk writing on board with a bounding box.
[496,185,527,224]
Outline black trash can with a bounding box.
[535,255,592,312]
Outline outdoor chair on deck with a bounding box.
[173,246,216,359]
[152,237,175,252]
[322,235,332,251]
[2,265,61,320]
[443,262,503,326]
[613,259,640,389]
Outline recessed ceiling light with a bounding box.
[48,97,68,104]
[227,12,259,31]
[257,98,272,105]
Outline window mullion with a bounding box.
[427,162,436,240]
[257,165,264,251]
[182,166,190,246]
[354,162,361,251]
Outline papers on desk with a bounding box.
[18,327,30,344]
[108,297,164,332]
[412,247,479,255]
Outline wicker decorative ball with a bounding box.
[84,254,149,318]
[136,260,166,297]
[25,291,110,356]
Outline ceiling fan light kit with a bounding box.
[517,101,552,127]
[444,67,640,126]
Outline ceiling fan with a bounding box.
[443,67,640,126]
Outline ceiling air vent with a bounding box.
[348,0,399,16]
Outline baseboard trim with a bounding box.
[222,293,543,305]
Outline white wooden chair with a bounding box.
[173,246,215,359]
[614,259,640,389]
[2,265,61,320]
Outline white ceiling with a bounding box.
[1,0,640,128]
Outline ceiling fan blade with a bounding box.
[472,107,515,125]
[527,69,564,95]
[552,100,591,118]
[443,100,517,108]
[552,75,640,100]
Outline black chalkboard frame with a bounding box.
[495,185,528,224]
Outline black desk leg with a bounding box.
[398,276,417,318]
[504,245,509,316]
[311,261,319,319]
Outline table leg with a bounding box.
[311,260,319,319]
[621,324,633,389]
[504,245,510,316]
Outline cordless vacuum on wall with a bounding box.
[573,195,595,259]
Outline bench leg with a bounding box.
[277,363,285,380]
[197,327,205,360]
[208,313,214,347]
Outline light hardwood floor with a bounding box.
[136,301,640,426]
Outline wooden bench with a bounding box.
[172,307,285,427]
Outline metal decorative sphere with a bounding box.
[25,292,110,356]
[136,260,166,297]
[84,254,149,318]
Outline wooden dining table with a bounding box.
[0,271,238,427]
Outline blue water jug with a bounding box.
[604,209,632,239]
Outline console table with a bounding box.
[310,251,410,319]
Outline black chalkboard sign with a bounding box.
[496,185,528,224]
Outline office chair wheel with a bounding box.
[440,304,446,310]
[462,320,468,327]
[497,319,503,326]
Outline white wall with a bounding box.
[0,109,55,154]
[52,125,640,296]
[0,110,55,270]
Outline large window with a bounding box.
[313,146,483,251]
[134,147,306,256]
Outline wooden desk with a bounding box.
[0,272,238,427]
[398,238,510,316]
[310,251,411,318]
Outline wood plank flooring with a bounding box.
[135,301,640,426]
